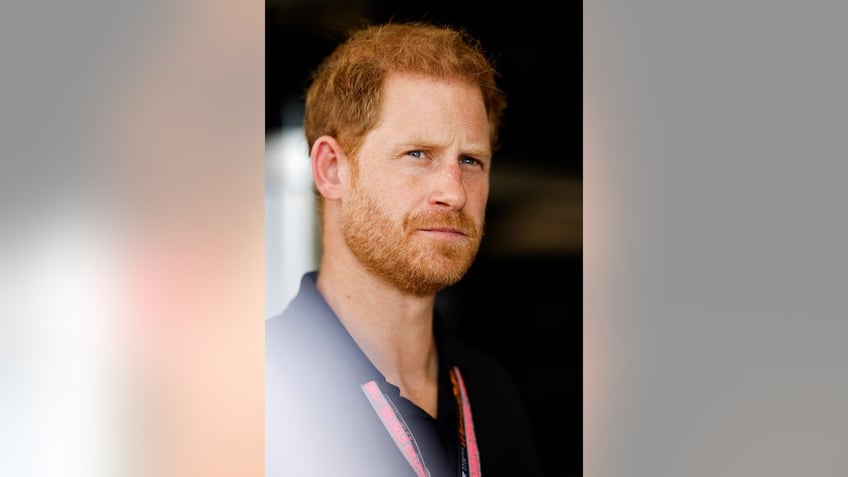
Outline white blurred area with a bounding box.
[265,128,318,319]
[0,207,129,477]
[1,1,266,476]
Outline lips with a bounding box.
[412,218,476,238]
[420,226,467,235]
[404,210,478,239]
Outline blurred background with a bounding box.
[8,1,848,476]
[266,1,582,476]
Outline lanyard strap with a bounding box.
[361,366,481,477]
[362,380,430,477]
[449,366,481,477]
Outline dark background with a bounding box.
[267,1,581,475]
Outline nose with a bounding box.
[428,160,467,210]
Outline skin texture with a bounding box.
[342,74,490,296]
[311,72,492,415]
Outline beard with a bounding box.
[341,178,483,296]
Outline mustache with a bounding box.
[404,210,480,237]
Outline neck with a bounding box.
[316,247,441,416]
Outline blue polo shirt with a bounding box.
[265,271,543,477]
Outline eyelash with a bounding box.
[460,156,483,167]
[407,151,484,168]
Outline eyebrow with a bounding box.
[463,146,493,158]
[397,139,492,158]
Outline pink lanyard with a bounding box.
[361,366,481,477]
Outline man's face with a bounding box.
[341,73,491,296]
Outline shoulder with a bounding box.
[265,271,373,382]
[265,271,340,381]
[265,271,326,348]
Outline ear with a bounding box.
[311,135,349,200]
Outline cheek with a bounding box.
[465,178,489,212]
[356,176,407,220]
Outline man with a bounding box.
[266,21,545,477]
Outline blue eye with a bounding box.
[460,156,482,167]
[407,150,423,158]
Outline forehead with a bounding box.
[374,73,490,143]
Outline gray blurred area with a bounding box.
[2,2,265,476]
[585,1,848,476]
